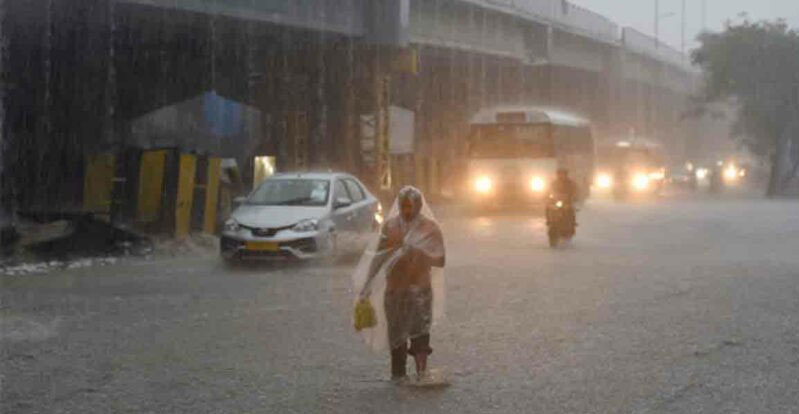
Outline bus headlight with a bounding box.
[632,173,650,191]
[724,166,738,181]
[530,176,546,192]
[474,176,493,194]
[596,173,613,189]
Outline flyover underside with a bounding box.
[2,0,699,214]
[3,1,366,209]
[118,0,366,37]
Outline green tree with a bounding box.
[692,20,799,196]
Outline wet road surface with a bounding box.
[3,197,799,413]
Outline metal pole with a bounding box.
[655,0,659,49]
[701,0,707,31]
[681,0,686,60]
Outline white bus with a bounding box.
[465,107,595,207]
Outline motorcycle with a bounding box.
[545,194,576,248]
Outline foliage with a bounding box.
[692,20,799,195]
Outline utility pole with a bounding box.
[701,0,707,31]
[681,0,686,60]
[655,0,659,49]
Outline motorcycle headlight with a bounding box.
[293,219,319,233]
[224,219,240,232]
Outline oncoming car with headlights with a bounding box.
[465,107,595,209]
[594,141,666,199]
[220,173,380,262]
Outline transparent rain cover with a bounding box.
[352,186,446,352]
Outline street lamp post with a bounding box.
[655,0,659,49]
[681,0,686,60]
[654,0,675,50]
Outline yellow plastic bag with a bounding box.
[354,299,377,331]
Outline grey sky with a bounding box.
[570,0,799,53]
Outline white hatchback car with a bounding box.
[220,172,381,261]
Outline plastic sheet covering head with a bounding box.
[352,186,446,352]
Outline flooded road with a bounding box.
[3,198,799,413]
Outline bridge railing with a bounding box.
[461,0,696,71]
[463,0,617,42]
[622,27,690,69]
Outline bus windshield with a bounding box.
[468,124,553,159]
[599,147,661,169]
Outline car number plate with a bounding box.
[246,241,279,252]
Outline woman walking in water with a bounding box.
[353,186,446,381]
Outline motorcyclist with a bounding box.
[550,168,578,205]
[548,168,578,227]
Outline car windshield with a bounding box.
[247,179,330,206]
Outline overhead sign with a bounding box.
[389,106,415,155]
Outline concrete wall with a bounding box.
[408,0,530,60]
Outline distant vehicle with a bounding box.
[464,107,595,209]
[220,172,381,262]
[594,141,666,199]
[668,162,698,190]
[690,160,748,193]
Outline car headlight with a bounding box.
[632,173,650,190]
[596,173,613,189]
[696,168,709,180]
[474,176,493,194]
[649,170,665,181]
[293,219,319,232]
[530,176,546,192]
[224,219,240,232]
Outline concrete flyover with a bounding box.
[1,0,710,235]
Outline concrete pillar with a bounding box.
[83,153,116,214]
[136,149,167,224]
[309,37,329,169]
[202,157,221,234]
[174,154,196,238]
[372,50,392,191]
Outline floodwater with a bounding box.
[3,197,799,413]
